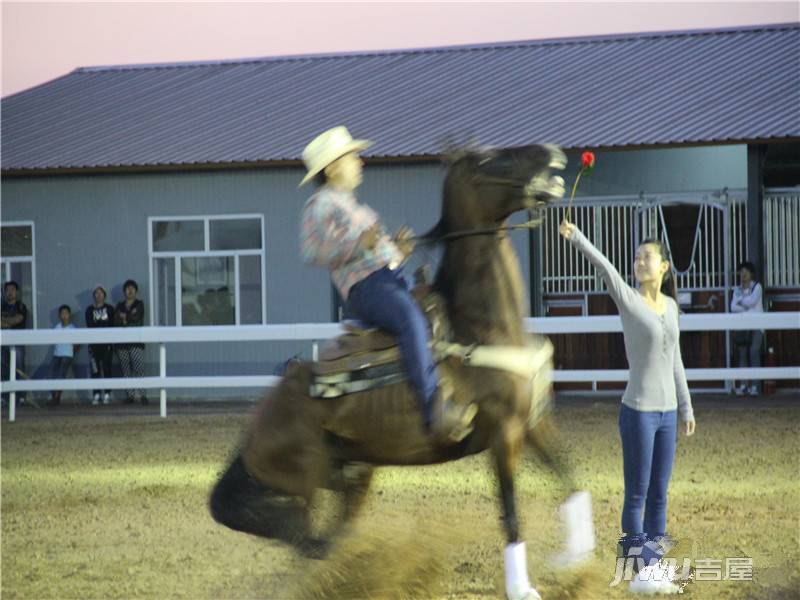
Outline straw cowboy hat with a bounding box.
[299,126,372,187]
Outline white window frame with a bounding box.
[147,214,267,326]
[1,220,37,329]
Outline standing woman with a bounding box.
[115,279,148,405]
[730,261,764,395]
[86,285,115,405]
[559,219,696,592]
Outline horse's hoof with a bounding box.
[507,586,542,600]
[297,537,330,560]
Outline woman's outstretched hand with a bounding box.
[559,219,576,240]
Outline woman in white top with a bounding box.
[730,261,764,395]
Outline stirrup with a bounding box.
[430,387,477,443]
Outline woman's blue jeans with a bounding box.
[346,266,438,424]
[619,403,677,539]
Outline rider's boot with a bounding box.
[428,379,477,444]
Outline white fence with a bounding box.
[2,312,799,422]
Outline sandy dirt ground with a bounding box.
[2,395,798,599]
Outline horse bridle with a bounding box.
[421,215,544,243]
[413,172,547,243]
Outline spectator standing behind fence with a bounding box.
[731,261,764,396]
[47,305,79,407]
[114,279,148,405]
[86,285,115,405]
[1,281,29,404]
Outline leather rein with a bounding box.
[413,173,546,243]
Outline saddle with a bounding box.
[306,283,555,441]
[309,285,450,398]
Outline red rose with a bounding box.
[564,151,595,220]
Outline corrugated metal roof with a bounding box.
[2,23,799,172]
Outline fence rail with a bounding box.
[2,313,796,346]
[2,312,798,422]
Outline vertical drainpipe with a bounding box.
[529,224,544,317]
[746,144,766,282]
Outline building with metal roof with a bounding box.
[2,22,798,172]
[1,23,798,400]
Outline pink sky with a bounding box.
[2,1,798,97]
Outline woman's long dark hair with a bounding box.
[640,237,679,305]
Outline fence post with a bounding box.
[312,341,318,362]
[159,343,167,418]
[9,347,16,422]
[723,192,732,393]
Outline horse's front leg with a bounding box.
[493,422,542,600]
[324,460,374,533]
[341,462,374,522]
[528,415,596,569]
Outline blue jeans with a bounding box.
[619,403,677,539]
[737,329,763,393]
[346,266,438,424]
[51,355,73,379]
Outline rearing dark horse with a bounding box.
[210,144,596,600]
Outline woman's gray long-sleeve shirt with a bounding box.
[569,228,694,421]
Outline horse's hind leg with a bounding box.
[210,453,327,556]
[493,423,541,600]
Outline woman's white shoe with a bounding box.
[629,562,681,595]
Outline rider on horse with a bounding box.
[299,125,475,442]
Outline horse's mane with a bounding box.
[418,149,478,309]
[419,139,489,244]
[422,142,528,328]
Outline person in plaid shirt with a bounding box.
[299,126,475,443]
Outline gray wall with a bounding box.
[0,144,746,398]
[563,145,747,196]
[0,163,461,398]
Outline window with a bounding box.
[148,215,265,326]
[0,222,37,328]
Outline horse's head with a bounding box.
[438,144,566,232]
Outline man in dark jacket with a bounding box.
[1,280,29,403]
